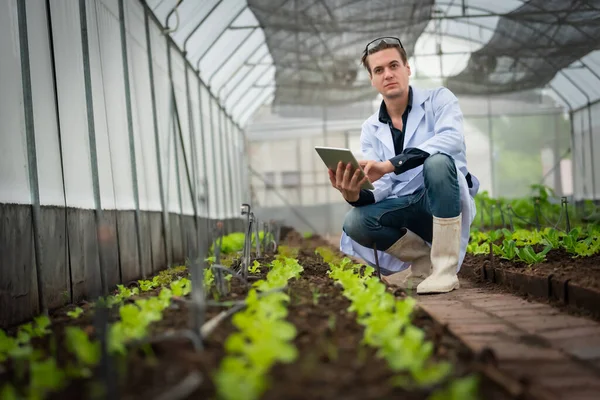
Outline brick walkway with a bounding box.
[417,280,600,400]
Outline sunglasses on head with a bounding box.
[365,37,404,53]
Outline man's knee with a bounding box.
[423,153,456,183]
[342,207,375,241]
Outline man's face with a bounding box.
[368,48,411,99]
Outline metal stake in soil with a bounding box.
[94,305,119,400]
[373,243,382,281]
[562,197,571,232]
[533,197,541,230]
[213,223,228,296]
[240,204,253,279]
[253,213,261,257]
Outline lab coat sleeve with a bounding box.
[414,87,465,158]
[360,125,393,203]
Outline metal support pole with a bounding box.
[556,71,595,199]
[487,95,495,197]
[224,115,236,221]
[215,42,267,99]
[195,6,248,68]
[225,60,273,109]
[183,0,224,52]
[217,108,230,221]
[207,28,259,86]
[80,0,108,296]
[118,0,145,279]
[231,86,272,118]
[18,0,47,313]
[208,93,222,220]
[197,80,211,220]
[185,61,202,258]
[164,0,183,33]
[167,38,186,262]
[46,0,73,303]
[145,5,172,268]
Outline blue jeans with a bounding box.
[342,153,460,252]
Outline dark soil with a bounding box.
[463,243,600,291]
[459,252,600,321]
[511,249,600,291]
[1,230,516,400]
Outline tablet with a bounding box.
[315,146,375,190]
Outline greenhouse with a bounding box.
[1,0,600,398]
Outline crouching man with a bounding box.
[328,37,479,294]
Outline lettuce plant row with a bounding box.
[0,267,189,399]
[214,255,304,400]
[467,225,600,264]
[322,250,479,400]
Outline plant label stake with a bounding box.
[240,204,253,279]
[262,221,268,254]
[268,220,278,253]
[372,243,382,281]
[498,201,505,227]
[253,213,261,257]
[213,223,228,296]
[534,197,541,230]
[562,197,571,232]
[479,198,485,230]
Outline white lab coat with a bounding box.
[340,86,480,273]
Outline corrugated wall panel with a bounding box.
[149,21,179,214]
[125,0,161,212]
[88,0,135,210]
[171,47,194,216]
[26,0,64,207]
[201,84,218,219]
[188,67,208,218]
[0,0,30,205]
[49,0,95,209]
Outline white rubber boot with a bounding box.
[381,229,432,290]
[416,215,461,294]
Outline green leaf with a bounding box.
[64,327,100,366]
[66,307,84,319]
[0,384,19,400]
[429,375,480,400]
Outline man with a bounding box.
[328,37,479,294]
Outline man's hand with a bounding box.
[359,160,395,183]
[328,162,369,202]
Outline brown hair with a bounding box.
[361,42,408,75]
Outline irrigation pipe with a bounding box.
[153,371,203,400]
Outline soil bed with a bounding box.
[459,251,600,320]
[2,231,517,400]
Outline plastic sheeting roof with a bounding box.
[147,0,600,126]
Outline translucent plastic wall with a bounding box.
[0,0,249,327]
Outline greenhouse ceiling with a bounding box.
[147,0,600,125]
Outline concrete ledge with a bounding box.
[471,261,600,319]
[116,210,140,284]
[169,213,184,265]
[0,202,241,328]
[39,206,70,310]
[0,204,39,327]
[138,211,153,279]
[99,210,120,290]
[149,212,166,273]
[67,208,101,302]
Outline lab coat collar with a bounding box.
[366,86,430,154]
